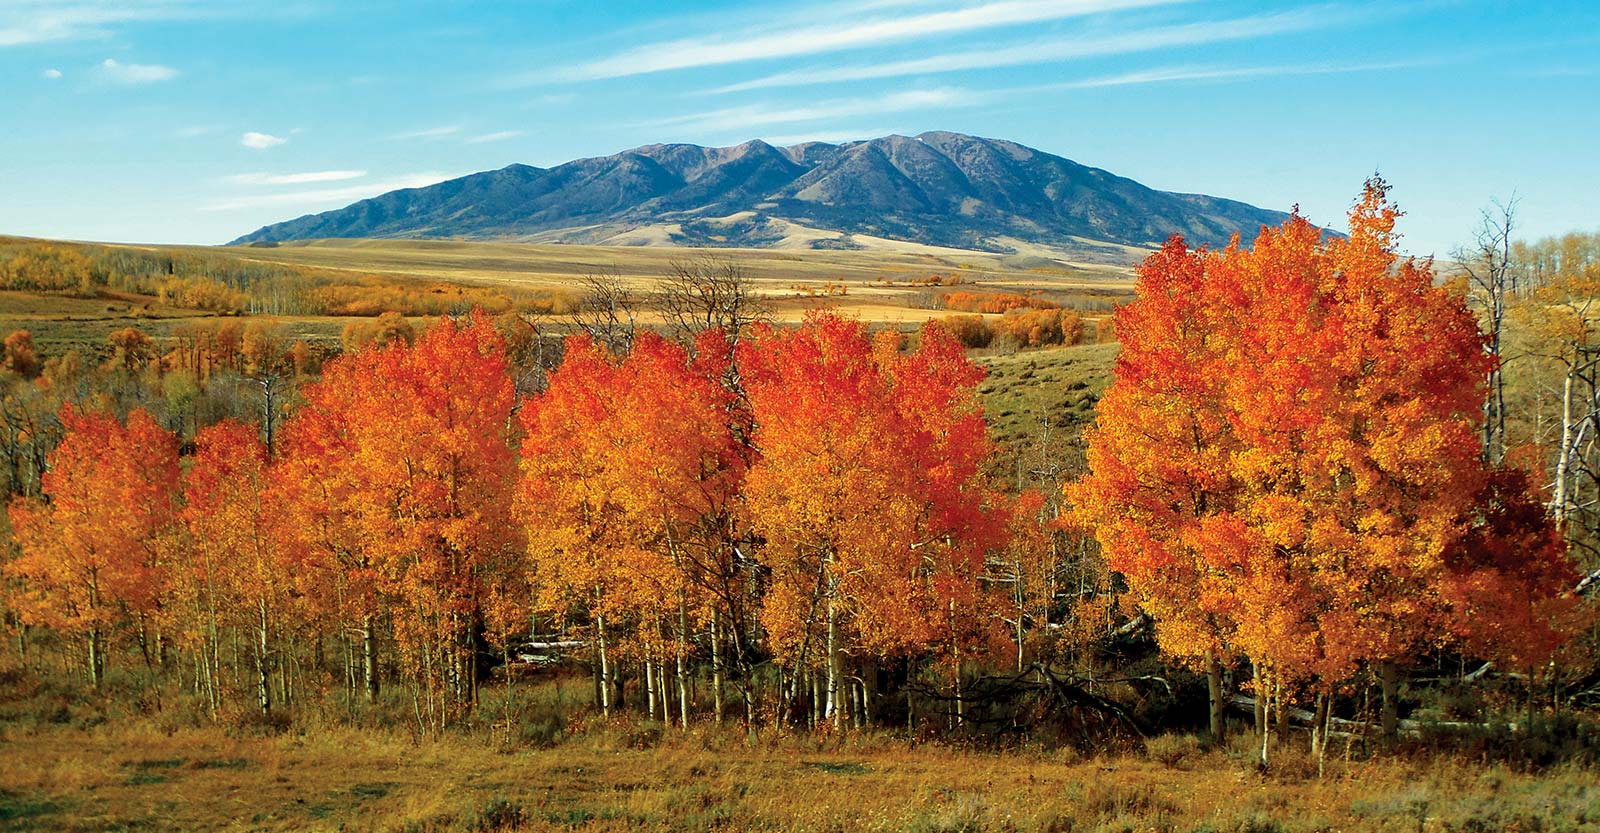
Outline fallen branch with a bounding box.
[907,663,1147,738]
[1227,695,1532,738]
[1113,614,1148,638]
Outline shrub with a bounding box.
[1144,733,1204,769]
[938,291,1059,314]
[937,314,993,348]
[992,308,1084,348]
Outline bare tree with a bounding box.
[1456,196,1519,465]
[489,310,562,398]
[652,256,771,724]
[571,270,638,356]
[656,256,770,346]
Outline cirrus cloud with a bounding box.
[465,130,525,144]
[240,131,287,150]
[640,88,974,132]
[224,170,368,186]
[99,57,178,84]
[526,0,1178,83]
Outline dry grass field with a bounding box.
[0,289,374,358]
[211,238,1136,324]
[1,673,1595,833]
[0,237,1136,358]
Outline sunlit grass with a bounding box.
[1,672,1594,832]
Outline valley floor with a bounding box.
[1,719,1595,832]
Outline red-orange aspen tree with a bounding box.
[738,313,1001,728]
[179,419,290,715]
[280,312,517,725]
[517,330,741,724]
[1443,467,1580,726]
[1067,236,1244,741]
[1075,179,1577,759]
[5,405,179,687]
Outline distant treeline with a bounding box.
[0,238,579,318]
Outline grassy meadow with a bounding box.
[2,673,1596,833]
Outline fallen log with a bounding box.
[908,663,1149,739]
[1226,695,1529,738]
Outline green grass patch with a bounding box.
[0,789,63,828]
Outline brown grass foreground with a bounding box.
[1,679,1596,833]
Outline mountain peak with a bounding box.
[230,131,1299,258]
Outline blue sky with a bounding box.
[1,0,1596,256]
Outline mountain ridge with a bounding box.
[231,131,1300,260]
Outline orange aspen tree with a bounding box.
[277,356,385,704]
[280,312,518,727]
[737,313,1001,728]
[179,419,291,716]
[517,330,741,724]
[1075,179,1577,759]
[612,331,744,728]
[5,405,179,687]
[1067,237,1244,740]
[516,332,637,716]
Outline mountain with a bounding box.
[230,131,1297,259]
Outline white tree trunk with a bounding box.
[596,614,611,717]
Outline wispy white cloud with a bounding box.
[390,124,462,140]
[525,0,1179,83]
[707,8,1337,93]
[643,88,974,132]
[176,124,220,138]
[99,57,178,84]
[240,131,287,149]
[204,172,457,212]
[1024,59,1436,91]
[40,67,60,79]
[1,1,300,48]
[1,2,176,47]
[224,170,368,186]
[1512,65,1598,79]
[465,130,525,144]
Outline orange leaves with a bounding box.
[1074,177,1573,685]
[5,405,179,635]
[516,329,741,638]
[279,312,518,696]
[178,420,289,619]
[738,312,1002,663]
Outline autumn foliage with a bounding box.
[737,314,1003,723]
[6,406,179,686]
[937,291,1058,314]
[0,196,1589,748]
[1072,179,1579,749]
[278,310,519,726]
[516,329,744,721]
